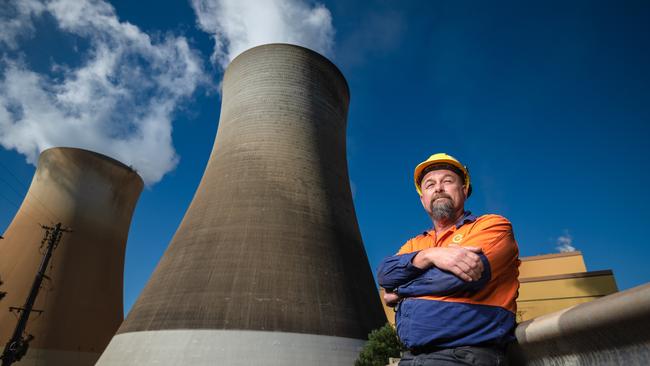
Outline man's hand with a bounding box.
[412,245,484,282]
[383,290,401,307]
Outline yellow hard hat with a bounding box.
[413,153,472,197]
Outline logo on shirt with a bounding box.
[452,234,463,244]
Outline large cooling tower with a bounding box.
[0,147,143,365]
[97,44,385,365]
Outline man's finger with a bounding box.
[462,252,483,271]
[467,251,481,261]
[450,266,471,281]
[454,265,475,281]
[476,259,484,273]
[459,258,483,281]
[456,261,471,274]
[471,267,482,281]
[464,266,481,281]
[459,254,480,271]
[471,261,482,274]
[462,254,480,268]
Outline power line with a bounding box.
[0,160,30,192]
[0,160,61,224]
[0,175,27,204]
[24,192,60,226]
[0,191,41,228]
[0,190,20,210]
[0,183,55,227]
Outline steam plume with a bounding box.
[190,0,334,68]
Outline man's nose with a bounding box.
[433,184,444,193]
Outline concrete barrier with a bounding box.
[512,282,650,365]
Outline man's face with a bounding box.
[419,168,468,222]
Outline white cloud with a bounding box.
[0,0,46,49]
[0,0,206,185]
[556,230,577,253]
[190,0,334,68]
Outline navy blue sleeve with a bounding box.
[377,251,425,290]
[395,253,491,297]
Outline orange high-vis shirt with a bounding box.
[378,213,520,348]
[396,214,520,313]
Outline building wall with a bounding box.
[519,252,587,278]
[517,270,618,321]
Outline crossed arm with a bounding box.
[378,216,517,306]
[377,245,491,306]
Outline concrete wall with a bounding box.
[0,147,143,365]
[512,282,650,365]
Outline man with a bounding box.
[377,153,520,365]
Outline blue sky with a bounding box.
[1,0,648,314]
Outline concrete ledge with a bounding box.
[96,329,366,365]
[512,282,650,365]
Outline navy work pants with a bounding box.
[398,345,506,366]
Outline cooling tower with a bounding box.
[0,147,143,365]
[97,44,385,365]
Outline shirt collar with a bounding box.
[455,210,477,229]
[422,211,477,236]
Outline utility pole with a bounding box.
[0,279,5,301]
[0,223,70,366]
[1,235,6,301]
[0,236,5,300]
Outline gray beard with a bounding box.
[430,198,455,222]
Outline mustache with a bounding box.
[432,194,452,201]
[429,194,453,212]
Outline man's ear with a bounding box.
[463,185,469,198]
[419,193,427,209]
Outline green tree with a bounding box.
[355,323,405,366]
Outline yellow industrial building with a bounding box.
[516,251,617,321]
[381,251,618,324]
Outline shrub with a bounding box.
[355,323,405,366]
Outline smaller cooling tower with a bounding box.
[0,147,143,365]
